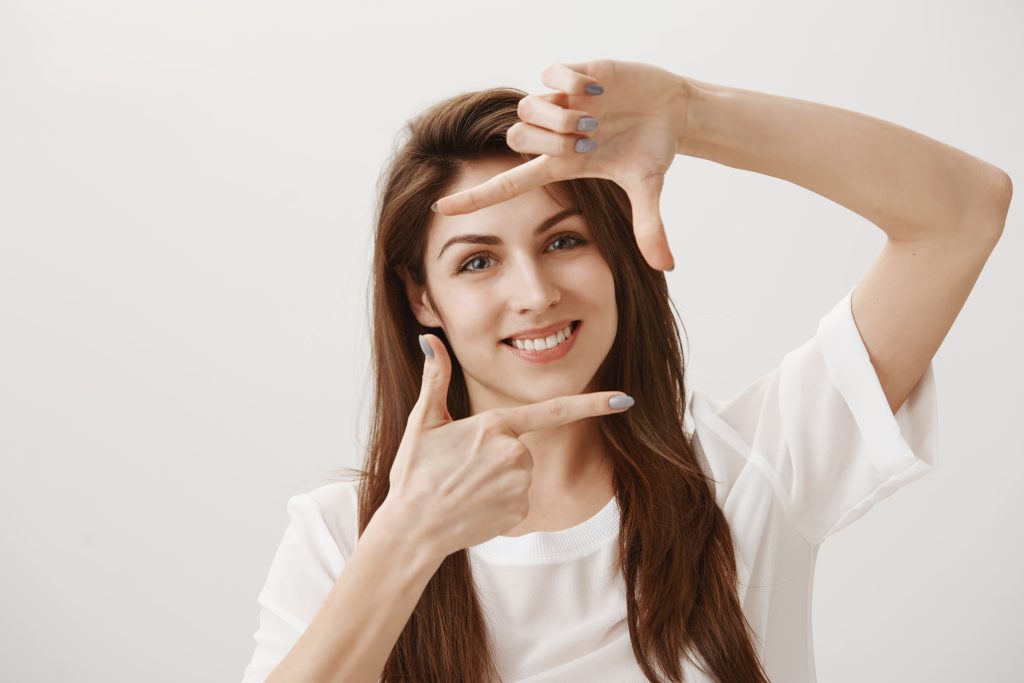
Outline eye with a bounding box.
[544,236,585,254]
[458,254,494,273]
[454,233,588,275]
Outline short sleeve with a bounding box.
[240,494,347,683]
[698,286,939,547]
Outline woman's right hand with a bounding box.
[384,333,634,560]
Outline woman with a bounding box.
[241,60,1011,682]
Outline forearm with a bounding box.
[677,77,1012,242]
[266,500,444,683]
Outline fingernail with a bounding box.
[586,83,604,95]
[419,334,434,359]
[576,116,598,132]
[575,138,597,153]
[609,394,634,410]
[430,202,439,212]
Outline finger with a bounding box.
[536,91,570,108]
[411,333,453,429]
[518,94,599,136]
[498,391,635,437]
[433,156,554,216]
[507,121,596,157]
[628,176,676,271]
[539,62,604,96]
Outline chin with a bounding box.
[523,373,592,401]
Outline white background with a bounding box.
[1,1,1020,681]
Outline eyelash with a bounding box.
[454,233,588,275]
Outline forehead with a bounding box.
[429,157,571,242]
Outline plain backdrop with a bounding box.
[1,1,1020,681]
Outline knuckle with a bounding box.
[496,173,518,198]
[507,122,523,147]
[479,412,506,436]
[522,451,535,471]
[562,110,578,132]
[500,441,523,467]
[546,399,568,422]
[517,96,532,119]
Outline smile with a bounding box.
[501,320,581,364]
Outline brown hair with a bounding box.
[339,87,770,682]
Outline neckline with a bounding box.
[468,494,620,564]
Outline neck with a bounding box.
[517,417,610,495]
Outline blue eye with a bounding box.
[548,237,581,253]
[455,233,587,275]
[460,255,493,273]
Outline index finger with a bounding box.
[498,391,634,437]
[431,155,553,216]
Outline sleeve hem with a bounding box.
[809,285,939,543]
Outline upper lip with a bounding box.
[503,319,577,341]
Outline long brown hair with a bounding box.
[338,87,771,682]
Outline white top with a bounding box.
[240,286,938,683]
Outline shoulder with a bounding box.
[294,478,362,559]
[687,379,787,511]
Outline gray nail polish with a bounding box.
[576,116,598,132]
[419,334,434,359]
[575,138,597,153]
[586,83,604,95]
[609,394,634,410]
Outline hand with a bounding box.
[432,59,691,272]
[386,333,635,559]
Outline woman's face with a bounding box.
[405,156,618,413]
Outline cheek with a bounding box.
[572,255,616,302]
[438,287,504,345]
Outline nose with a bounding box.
[506,256,561,313]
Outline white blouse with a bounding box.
[240,286,938,682]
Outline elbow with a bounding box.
[990,169,1012,239]
[999,169,1013,212]
[965,166,1012,242]
[991,167,1013,210]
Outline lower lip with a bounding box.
[501,321,581,364]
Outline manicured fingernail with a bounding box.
[575,138,597,153]
[419,334,434,358]
[609,394,634,410]
[576,116,598,132]
[586,83,604,95]
[430,202,439,212]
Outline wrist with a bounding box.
[374,494,448,567]
[675,76,720,157]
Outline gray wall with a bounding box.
[1,0,1019,681]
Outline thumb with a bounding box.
[629,175,675,272]
[412,333,453,429]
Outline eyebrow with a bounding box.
[436,207,583,261]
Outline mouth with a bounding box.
[501,320,581,363]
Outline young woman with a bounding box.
[241,60,1011,683]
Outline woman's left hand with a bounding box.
[431,59,691,272]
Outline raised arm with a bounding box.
[677,77,1010,243]
[676,77,1011,415]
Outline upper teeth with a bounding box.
[509,322,575,351]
